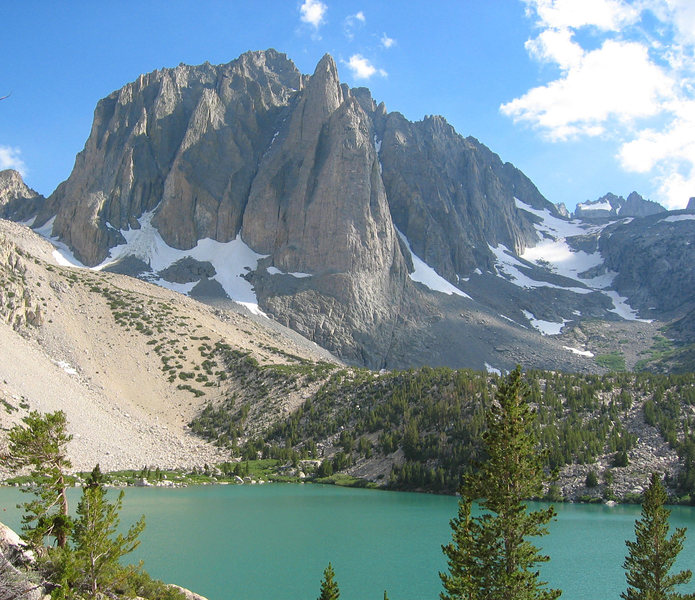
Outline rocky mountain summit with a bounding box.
[574,191,666,220]
[0,169,45,222]
[3,49,695,372]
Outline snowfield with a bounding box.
[396,228,472,299]
[509,198,651,322]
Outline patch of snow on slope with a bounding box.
[267,266,312,278]
[513,198,649,321]
[54,360,78,376]
[31,216,86,267]
[563,346,594,357]
[485,363,501,375]
[663,214,695,223]
[489,243,590,294]
[396,228,471,299]
[96,211,268,315]
[577,200,612,212]
[604,290,652,322]
[514,198,604,281]
[521,309,567,335]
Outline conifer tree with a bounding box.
[622,472,695,600]
[69,464,146,598]
[317,563,340,600]
[440,366,561,600]
[5,411,72,548]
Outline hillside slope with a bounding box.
[0,219,337,476]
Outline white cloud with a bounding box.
[502,40,673,139]
[0,145,27,176]
[343,11,366,40]
[381,33,396,49]
[525,28,583,69]
[524,0,640,31]
[299,0,327,29]
[506,0,695,209]
[344,54,387,80]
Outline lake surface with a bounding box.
[1,484,695,600]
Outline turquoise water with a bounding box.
[1,484,695,600]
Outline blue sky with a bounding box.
[1,0,694,211]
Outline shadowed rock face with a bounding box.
[599,214,695,315]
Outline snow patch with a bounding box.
[563,346,594,358]
[485,363,501,375]
[604,290,652,322]
[489,243,590,294]
[396,228,471,299]
[663,214,695,223]
[267,266,311,278]
[577,200,612,212]
[521,309,567,336]
[55,360,78,376]
[95,211,269,314]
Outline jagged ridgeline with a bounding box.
[7,49,693,372]
[191,359,695,501]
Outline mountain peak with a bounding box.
[0,169,45,221]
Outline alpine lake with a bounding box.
[1,483,695,600]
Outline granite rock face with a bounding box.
[4,49,694,370]
[599,213,695,315]
[0,169,45,222]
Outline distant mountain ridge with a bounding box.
[574,191,666,220]
[2,49,694,372]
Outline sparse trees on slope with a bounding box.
[5,410,72,548]
[440,366,561,600]
[622,472,695,600]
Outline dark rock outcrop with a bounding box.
[599,213,695,315]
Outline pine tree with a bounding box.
[5,411,72,548]
[622,472,695,600]
[317,562,340,600]
[440,366,561,600]
[67,465,146,597]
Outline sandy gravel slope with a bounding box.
[0,219,338,477]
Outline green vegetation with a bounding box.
[6,410,72,547]
[440,367,560,600]
[596,352,627,371]
[622,472,695,600]
[186,361,695,499]
[317,563,340,600]
[5,413,184,600]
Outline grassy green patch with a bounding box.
[595,352,626,371]
[314,474,379,489]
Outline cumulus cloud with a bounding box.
[0,145,27,176]
[505,0,695,209]
[344,54,387,80]
[355,10,365,22]
[501,40,673,139]
[299,0,327,29]
[523,0,640,31]
[380,33,396,49]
